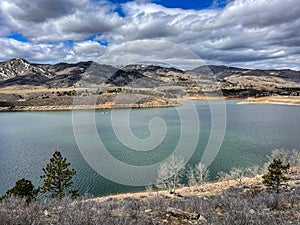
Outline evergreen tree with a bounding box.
[3,178,37,203]
[40,151,79,198]
[262,159,290,193]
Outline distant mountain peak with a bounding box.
[0,58,33,80]
[5,58,31,66]
[9,57,28,62]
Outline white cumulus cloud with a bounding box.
[0,0,299,70]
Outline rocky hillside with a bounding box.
[190,65,300,82]
[0,58,54,80]
[1,58,300,97]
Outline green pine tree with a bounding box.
[40,151,79,198]
[3,178,37,203]
[262,159,290,193]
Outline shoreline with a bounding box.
[173,96,245,101]
[0,95,237,112]
[92,176,263,203]
[237,96,300,106]
[0,103,181,112]
[87,166,300,203]
[0,95,244,112]
[2,95,300,112]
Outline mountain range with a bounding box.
[0,58,300,97]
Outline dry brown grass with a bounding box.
[93,175,264,204]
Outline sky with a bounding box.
[0,0,299,70]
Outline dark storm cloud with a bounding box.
[5,0,84,23]
[0,0,122,41]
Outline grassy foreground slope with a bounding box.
[1,168,300,225]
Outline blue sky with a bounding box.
[7,33,28,43]
[110,0,223,10]
[152,0,214,9]
[0,0,299,70]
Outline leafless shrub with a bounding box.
[218,167,245,185]
[218,166,261,186]
[267,148,290,165]
[218,171,232,184]
[290,149,300,168]
[229,167,246,185]
[245,165,260,177]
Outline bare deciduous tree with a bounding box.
[187,162,209,187]
[195,162,209,185]
[156,156,185,193]
[187,166,197,187]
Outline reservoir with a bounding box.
[1,100,299,196]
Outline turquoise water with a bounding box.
[0,100,300,196]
